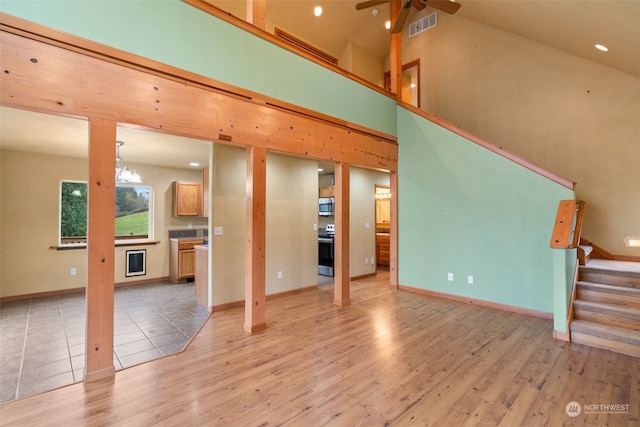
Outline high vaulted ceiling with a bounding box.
[208,0,640,77]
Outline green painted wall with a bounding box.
[552,249,578,332]
[397,107,574,314]
[0,0,396,136]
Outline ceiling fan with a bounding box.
[356,0,461,34]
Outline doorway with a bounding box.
[384,59,421,108]
[375,185,391,268]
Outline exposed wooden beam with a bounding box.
[0,30,397,172]
[333,162,351,306]
[85,117,116,383]
[245,146,267,333]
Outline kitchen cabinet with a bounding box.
[319,185,335,198]
[376,233,390,266]
[172,181,202,217]
[169,238,205,283]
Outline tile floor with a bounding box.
[0,281,210,403]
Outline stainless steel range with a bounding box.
[318,224,335,277]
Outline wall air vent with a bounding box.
[409,12,437,38]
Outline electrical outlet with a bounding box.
[448,272,454,281]
[214,226,223,236]
[70,268,77,276]
[277,271,283,279]
[468,275,474,284]
[365,222,370,229]
[365,258,369,265]
[370,257,375,265]
[188,223,193,229]
[313,223,318,231]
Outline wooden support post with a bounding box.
[390,0,402,100]
[389,170,399,289]
[247,0,266,30]
[85,117,116,383]
[333,162,351,306]
[245,146,267,333]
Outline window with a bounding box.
[59,181,152,245]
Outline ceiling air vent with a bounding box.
[409,12,437,37]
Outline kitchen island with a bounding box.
[194,244,208,308]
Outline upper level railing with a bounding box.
[550,199,586,249]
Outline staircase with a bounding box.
[570,262,640,357]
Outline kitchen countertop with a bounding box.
[170,237,206,240]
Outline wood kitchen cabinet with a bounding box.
[319,185,335,198]
[172,181,202,217]
[376,233,390,266]
[169,238,205,283]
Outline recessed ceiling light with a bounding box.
[372,8,379,17]
[595,44,609,52]
[314,6,322,17]
[190,162,200,167]
[385,20,391,30]
[318,168,323,172]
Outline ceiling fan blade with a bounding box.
[355,0,391,11]
[423,0,461,15]
[391,1,413,33]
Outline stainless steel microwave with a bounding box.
[318,197,334,216]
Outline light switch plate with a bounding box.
[214,226,223,236]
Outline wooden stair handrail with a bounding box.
[550,200,585,249]
[570,200,585,249]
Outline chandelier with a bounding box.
[115,141,142,184]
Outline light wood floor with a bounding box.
[1,272,638,426]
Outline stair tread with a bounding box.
[577,281,640,296]
[570,319,640,345]
[580,265,640,279]
[573,299,640,319]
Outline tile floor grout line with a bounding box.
[58,296,79,383]
[129,308,167,357]
[148,303,191,342]
[2,282,208,402]
[14,298,32,399]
